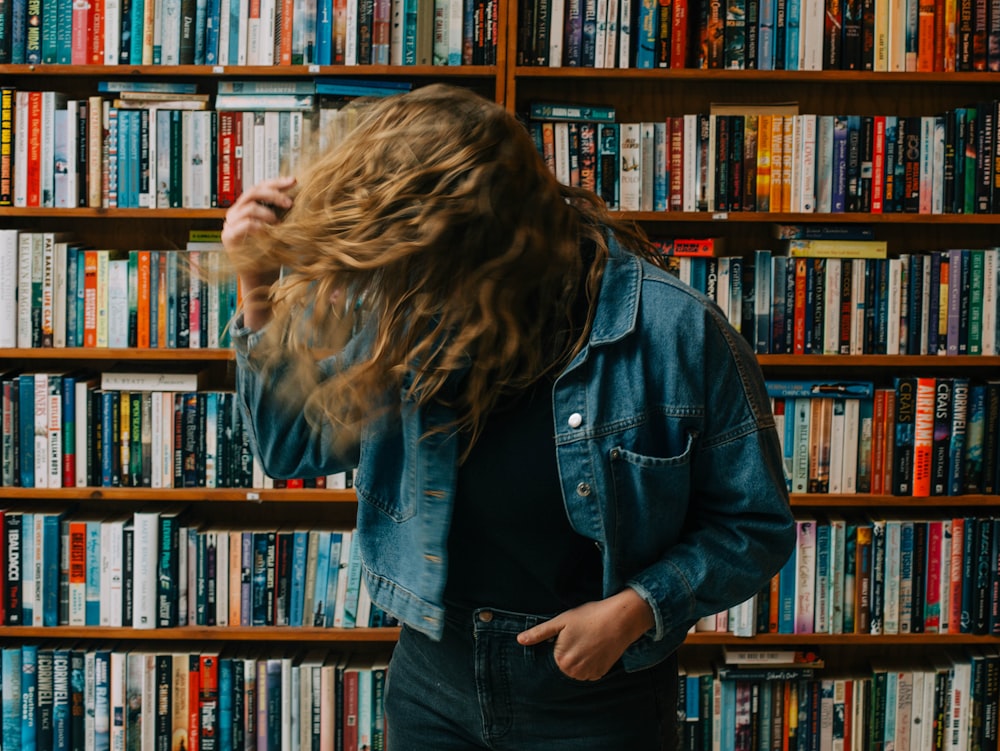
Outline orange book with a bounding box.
[870,116,886,213]
[792,258,808,355]
[67,520,87,624]
[942,0,958,70]
[83,250,99,348]
[769,115,784,213]
[871,388,886,495]
[26,91,42,207]
[917,0,936,70]
[756,114,773,211]
[279,0,295,64]
[157,252,168,347]
[780,114,795,212]
[911,376,935,496]
[137,250,151,348]
[768,570,781,633]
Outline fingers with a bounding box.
[516,617,564,645]
[222,177,297,248]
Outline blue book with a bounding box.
[718,677,737,750]
[18,373,34,487]
[42,511,62,626]
[782,0,799,69]
[10,0,25,63]
[74,249,86,345]
[757,0,775,68]
[54,0,72,62]
[194,0,208,63]
[52,648,71,751]
[324,532,345,628]
[40,0,57,61]
[21,644,39,751]
[85,520,102,626]
[777,549,796,634]
[815,521,831,631]
[311,530,331,627]
[97,82,199,93]
[100,391,116,486]
[402,0,418,63]
[843,523,858,633]
[218,659,234,751]
[66,247,79,346]
[770,255,787,354]
[93,650,110,751]
[2,648,23,750]
[315,0,333,64]
[69,651,84,750]
[897,521,914,631]
[166,252,178,348]
[634,0,658,67]
[766,380,874,399]
[128,0,145,62]
[288,530,308,627]
[227,0,241,63]
[964,383,986,493]
[753,249,773,353]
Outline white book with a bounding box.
[0,230,18,347]
[828,514,846,634]
[34,372,49,488]
[683,114,698,212]
[215,528,229,625]
[52,241,68,348]
[815,114,834,213]
[389,0,404,63]
[264,111,281,181]
[150,392,163,488]
[949,659,971,751]
[886,257,902,355]
[182,111,212,209]
[161,0,182,64]
[17,232,34,347]
[800,0,823,69]
[13,91,29,207]
[604,0,619,68]
[104,0,122,64]
[55,102,78,209]
[331,530,353,628]
[841,398,860,493]
[828,400,845,495]
[108,516,127,627]
[162,393,175,489]
[617,0,632,68]
[46,376,63,488]
[553,122,570,186]
[594,0,608,67]
[618,123,642,211]
[432,0,448,63]
[886,0,906,70]
[155,110,172,209]
[793,517,817,634]
[131,511,160,628]
[38,93,62,208]
[788,115,802,213]
[236,0,250,64]
[981,248,997,355]
[259,0,276,63]
[918,668,938,751]
[548,0,565,65]
[823,257,841,354]
[96,250,110,348]
[74,377,97,487]
[218,0,232,63]
[798,113,817,212]
[345,0,358,64]
[850,257,866,355]
[107,259,129,349]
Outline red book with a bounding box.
[25,91,43,207]
[217,112,235,208]
[871,388,886,495]
[670,0,689,67]
[137,250,151,349]
[83,250,99,348]
[911,376,935,496]
[279,0,295,63]
[68,520,87,623]
[198,654,219,751]
[88,0,105,64]
[870,115,886,213]
[342,664,360,751]
[188,654,202,751]
[71,0,93,63]
[948,516,965,633]
[924,519,943,632]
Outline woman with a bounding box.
[223,84,795,750]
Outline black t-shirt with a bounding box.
[443,247,603,615]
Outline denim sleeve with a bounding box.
[626,307,796,656]
[231,314,362,479]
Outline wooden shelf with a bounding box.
[512,68,1000,84]
[684,632,1000,645]
[0,347,235,360]
[789,493,1000,508]
[0,207,227,219]
[0,487,358,502]
[620,211,1000,224]
[0,625,400,642]
[0,64,500,77]
[758,354,1000,367]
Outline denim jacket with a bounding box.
[233,239,796,672]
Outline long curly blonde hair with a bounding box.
[242,84,659,457]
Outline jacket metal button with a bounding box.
[568,412,583,428]
[577,482,591,496]
[478,610,493,622]
[610,449,620,460]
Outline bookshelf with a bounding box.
[3,0,1000,745]
[508,6,1000,747]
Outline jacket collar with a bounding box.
[588,237,641,346]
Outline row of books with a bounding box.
[0,233,240,351]
[0,646,389,751]
[527,104,1000,215]
[0,0,499,66]
[770,378,1000,499]
[702,514,1000,638]
[677,652,997,751]
[661,244,1000,359]
[521,0,1000,71]
[0,506,393,631]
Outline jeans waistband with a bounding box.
[444,604,558,635]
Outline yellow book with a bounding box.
[780,115,796,213]
[786,239,889,259]
[756,114,773,211]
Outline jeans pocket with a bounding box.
[542,643,618,686]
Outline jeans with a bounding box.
[384,606,678,750]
